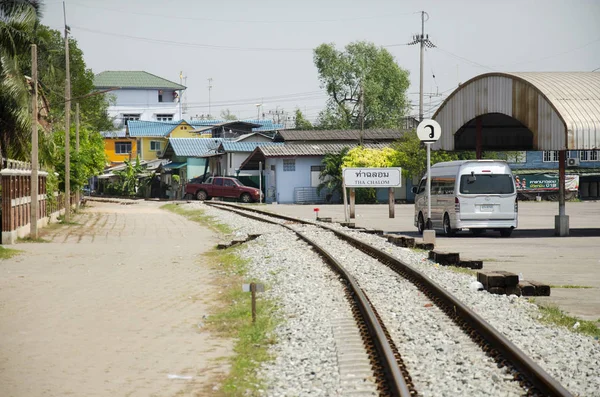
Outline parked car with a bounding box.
[185,176,262,203]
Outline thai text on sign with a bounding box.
[343,168,402,188]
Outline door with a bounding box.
[221,178,238,199]
[458,173,516,220]
[212,177,225,197]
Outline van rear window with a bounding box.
[459,174,514,194]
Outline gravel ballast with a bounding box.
[192,203,600,397]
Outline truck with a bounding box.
[185,176,263,203]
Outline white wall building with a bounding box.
[94,71,186,127]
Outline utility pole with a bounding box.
[359,81,364,145]
[75,102,80,208]
[207,78,213,118]
[63,1,72,222]
[408,11,435,121]
[30,44,39,239]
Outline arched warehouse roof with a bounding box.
[432,72,600,151]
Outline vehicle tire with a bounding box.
[443,214,455,236]
[500,228,513,237]
[196,190,208,201]
[240,193,252,203]
[417,213,425,235]
[471,228,485,236]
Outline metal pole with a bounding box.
[63,1,71,222]
[426,142,432,229]
[30,44,38,239]
[419,11,425,121]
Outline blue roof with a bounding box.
[220,141,284,153]
[100,129,127,138]
[168,138,223,157]
[127,120,210,137]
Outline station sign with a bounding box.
[343,167,402,188]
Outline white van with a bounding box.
[412,160,518,237]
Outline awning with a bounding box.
[163,162,186,169]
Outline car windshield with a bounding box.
[234,179,245,187]
[459,174,514,194]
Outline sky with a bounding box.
[41,0,600,124]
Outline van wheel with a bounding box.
[417,213,425,235]
[443,214,455,236]
[196,190,208,201]
[500,228,513,237]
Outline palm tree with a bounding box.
[317,147,349,202]
[0,0,43,159]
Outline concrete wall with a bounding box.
[107,89,183,124]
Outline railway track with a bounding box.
[204,201,572,397]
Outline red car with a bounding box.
[185,176,262,203]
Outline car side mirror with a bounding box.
[411,186,418,194]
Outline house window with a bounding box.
[543,151,559,162]
[580,150,599,162]
[115,141,132,154]
[156,114,173,122]
[150,141,162,152]
[158,90,164,103]
[122,114,140,126]
[283,159,296,172]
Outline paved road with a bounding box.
[0,201,231,397]
[261,201,600,321]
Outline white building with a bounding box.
[94,71,186,127]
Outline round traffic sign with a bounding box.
[416,119,441,142]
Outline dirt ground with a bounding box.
[0,201,232,396]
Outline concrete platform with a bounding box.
[261,201,600,321]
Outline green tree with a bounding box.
[391,130,475,180]
[294,108,313,130]
[342,146,398,204]
[313,41,410,130]
[317,147,350,202]
[49,125,106,192]
[0,0,43,159]
[220,108,237,120]
[113,157,144,196]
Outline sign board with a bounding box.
[416,119,441,143]
[242,283,265,292]
[342,168,402,188]
[514,174,579,192]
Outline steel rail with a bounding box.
[205,202,572,397]
[206,202,412,397]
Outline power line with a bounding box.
[69,2,419,24]
[70,25,410,52]
[433,46,495,71]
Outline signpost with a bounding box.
[342,167,402,220]
[243,282,265,323]
[416,119,441,230]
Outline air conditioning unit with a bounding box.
[567,158,580,167]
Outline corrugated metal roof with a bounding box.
[168,138,222,157]
[100,129,127,138]
[128,120,179,137]
[259,143,389,157]
[188,119,283,132]
[278,129,405,142]
[433,72,600,150]
[94,71,186,90]
[220,141,284,152]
